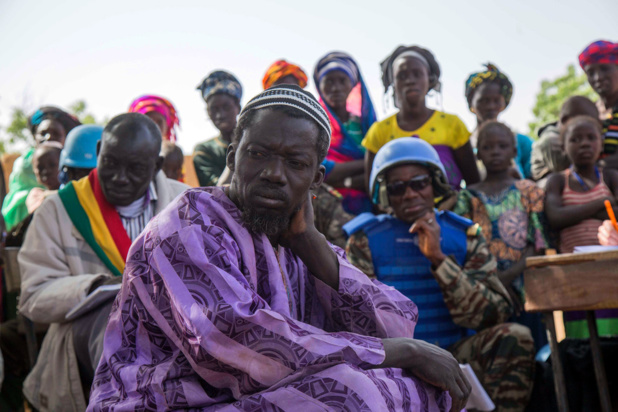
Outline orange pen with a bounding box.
[604,199,618,233]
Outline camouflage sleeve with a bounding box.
[432,232,513,330]
[344,230,376,278]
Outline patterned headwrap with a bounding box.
[579,40,618,69]
[239,84,331,140]
[196,70,242,103]
[262,60,308,90]
[28,106,81,136]
[128,95,180,142]
[464,63,513,108]
[314,52,360,87]
[380,45,441,93]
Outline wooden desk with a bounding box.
[525,250,618,412]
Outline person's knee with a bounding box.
[496,323,535,358]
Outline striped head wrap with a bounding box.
[128,95,180,142]
[239,84,331,140]
[465,63,513,108]
[28,106,81,136]
[262,60,308,90]
[196,70,243,103]
[579,40,618,69]
[314,52,360,87]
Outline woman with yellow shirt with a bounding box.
[363,45,480,192]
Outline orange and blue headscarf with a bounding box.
[579,40,618,69]
[313,51,376,163]
[128,95,180,142]
[464,63,513,108]
[262,60,308,90]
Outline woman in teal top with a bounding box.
[2,107,80,230]
[465,63,534,179]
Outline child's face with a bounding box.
[471,83,507,123]
[564,122,602,167]
[207,94,240,134]
[33,150,60,190]
[162,160,183,181]
[476,129,517,173]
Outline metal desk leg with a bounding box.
[545,312,569,412]
[586,311,612,412]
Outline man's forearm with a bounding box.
[290,229,339,289]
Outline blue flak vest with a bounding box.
[344,210,472,349]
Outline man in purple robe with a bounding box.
[88,85,471,411]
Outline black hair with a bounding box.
[233,106,329,165]
[103,112,162,153]
[559,96,599,125]
[161,140,184,166]
[380,45,441,92]
[477,121,516,147]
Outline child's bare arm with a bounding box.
[498,244,535,287]
[593,169,618,220]
[545,173,607,230]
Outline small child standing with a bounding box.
[454,121,549,348]
[545,115,618,338]
[161,140,184,181]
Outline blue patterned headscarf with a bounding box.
[28,106,81,136]
[314,52,360,87]
[196,70,243,103]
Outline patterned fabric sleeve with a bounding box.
[516,180,549,252]
[452,189,473,219]
[345,230,376,277]
[313,244,419,339]
[432,234,514,330]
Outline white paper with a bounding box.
[573,245,618,253]
[65,284,121,321]
[460,363,495,411]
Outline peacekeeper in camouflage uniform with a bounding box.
[344,138,535,412]
[311,182,353,248]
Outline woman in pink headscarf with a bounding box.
[128,95,180,142]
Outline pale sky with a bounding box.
[0,0,616,155]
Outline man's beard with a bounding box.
[241,207,290,237]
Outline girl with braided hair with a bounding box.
[465,63,535,179]
[363,45,479,194]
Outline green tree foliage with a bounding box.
[528,64,596,136]
[0,100,103,154]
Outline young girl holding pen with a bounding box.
[545,115,618,338]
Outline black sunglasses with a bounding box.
[386,174,431,196]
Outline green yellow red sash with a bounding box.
[57,169,131,276]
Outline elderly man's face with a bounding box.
[386,163,435,224]
[227,108,324,237]
[97,126,162,206]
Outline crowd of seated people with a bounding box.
[0,39,616,412]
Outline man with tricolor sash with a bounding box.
[17,113,188,412]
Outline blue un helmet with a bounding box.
[58,125,102,185]
[369,137,450,207]
[59,125,102,170]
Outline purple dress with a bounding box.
[87,187,452,411]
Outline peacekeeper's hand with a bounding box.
[279,191,340,290]
[87,276,123,295]
[379,338,471,412]
[409,211,447,268]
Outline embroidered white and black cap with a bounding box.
[238,84,331,141]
